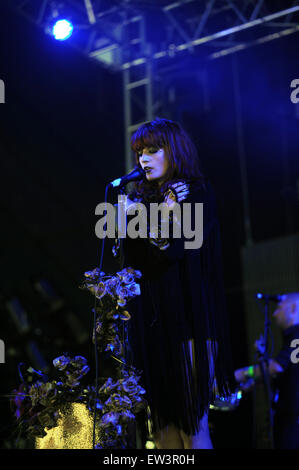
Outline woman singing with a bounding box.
[117,117,233,449]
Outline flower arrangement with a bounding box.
[11,356,93,440]
[11,267,147,449]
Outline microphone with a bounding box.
[256,293,284,303]
[110,165,145,188]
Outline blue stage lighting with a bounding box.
[52,19,73,40]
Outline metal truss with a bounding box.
[5,0,299,170]
[10,1,299,67]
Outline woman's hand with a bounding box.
[164,182,189,209]
[125,196,137,211]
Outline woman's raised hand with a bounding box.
[164,182,189,209]
[125,196,137,210]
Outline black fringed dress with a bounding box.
[118,178,234,436]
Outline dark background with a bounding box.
[0,2,298,449]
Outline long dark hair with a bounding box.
[130,117,205,202]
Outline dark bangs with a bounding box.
[131,121,168,156]
[129,118,205,201]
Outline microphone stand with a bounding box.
[116,184,140,448]
[114,184,128,360]
[118,186,126,271]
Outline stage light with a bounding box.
[52,19,73,41]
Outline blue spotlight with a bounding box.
[52,19,73,41]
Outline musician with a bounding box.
[117,117,234,448]
[234,292,299,449]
